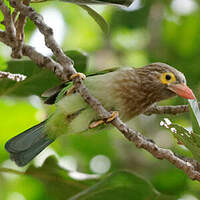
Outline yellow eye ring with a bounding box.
[160,72,176,84]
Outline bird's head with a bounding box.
[136,62,195,102]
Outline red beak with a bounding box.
[168,83,195,100]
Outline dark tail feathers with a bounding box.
[5,121,54,167]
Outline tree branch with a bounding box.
[0,0,200,181]
[0,0,23,58]
[0,71,26,81]
[144,104,190,115]
[0,167,24,175]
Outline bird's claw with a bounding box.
[70,73,86,80]
[67,73,86,95]
[106,111,119,123]
[66,86,76,96]
[89,111,118,129]
[89,120,104,129]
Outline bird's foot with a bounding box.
[70,73,86,80]
[89,111,119,129]
[67,73,86,96]
[89,119,104,129]
[106,111,119,123]
[66,86,76,96]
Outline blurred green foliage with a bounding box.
[1,0,200,200]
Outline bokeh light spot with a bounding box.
[58,156,77,171]
[7,192,26,200]
[90,155,111,174]
[171,0,198,15]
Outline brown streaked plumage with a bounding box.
[85,62,194,121]
[5,62,195,166]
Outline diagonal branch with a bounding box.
[0,0,200,181]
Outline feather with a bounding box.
[5,121,54,166]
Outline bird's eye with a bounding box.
[165,74,171,80]
[160,72,176,84]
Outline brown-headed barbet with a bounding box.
[5,62,195,166]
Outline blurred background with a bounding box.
[1,0,200,199]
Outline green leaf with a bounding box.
[161,100,200,161]
[168,124,194,150]
[188,99,200,134]
[79,5,109,36]
[69,170,158,200]
[65,50,88,73]
[0,60,60,97]
[152,168,187,195]
[26,156,98,200]
[0,50,88,97]
[164,123,200,162]
[32,0,134,7]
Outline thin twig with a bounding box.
[0,0,15,41]
[14,0,30,57]
[0,167,25,175]
[0,0,22,58]
[0,71,26,81]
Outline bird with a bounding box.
[5,62,195,166]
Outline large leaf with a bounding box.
[0,60,60,97]
[161,99,200,162]
[169,124,200,161]
[26,156,98,200]
[188,99,200,134]
[69,170,158,200]
[79,5,109,36]
[32,0,134,7]
[0,50,88,97]
[161,120,200,162]
[152,168,187,195]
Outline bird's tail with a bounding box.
[5,121,54,167]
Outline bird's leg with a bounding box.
[67,73,86,96]
[71,72,119,128]
[66,86,76,96]
[89,119,105,129]
[106,111,119,122]
[89,111,119,129]
[70,72,86,80]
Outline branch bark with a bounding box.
[0,71,26,81]
[144,104,190,115]
[0,0,200,181]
